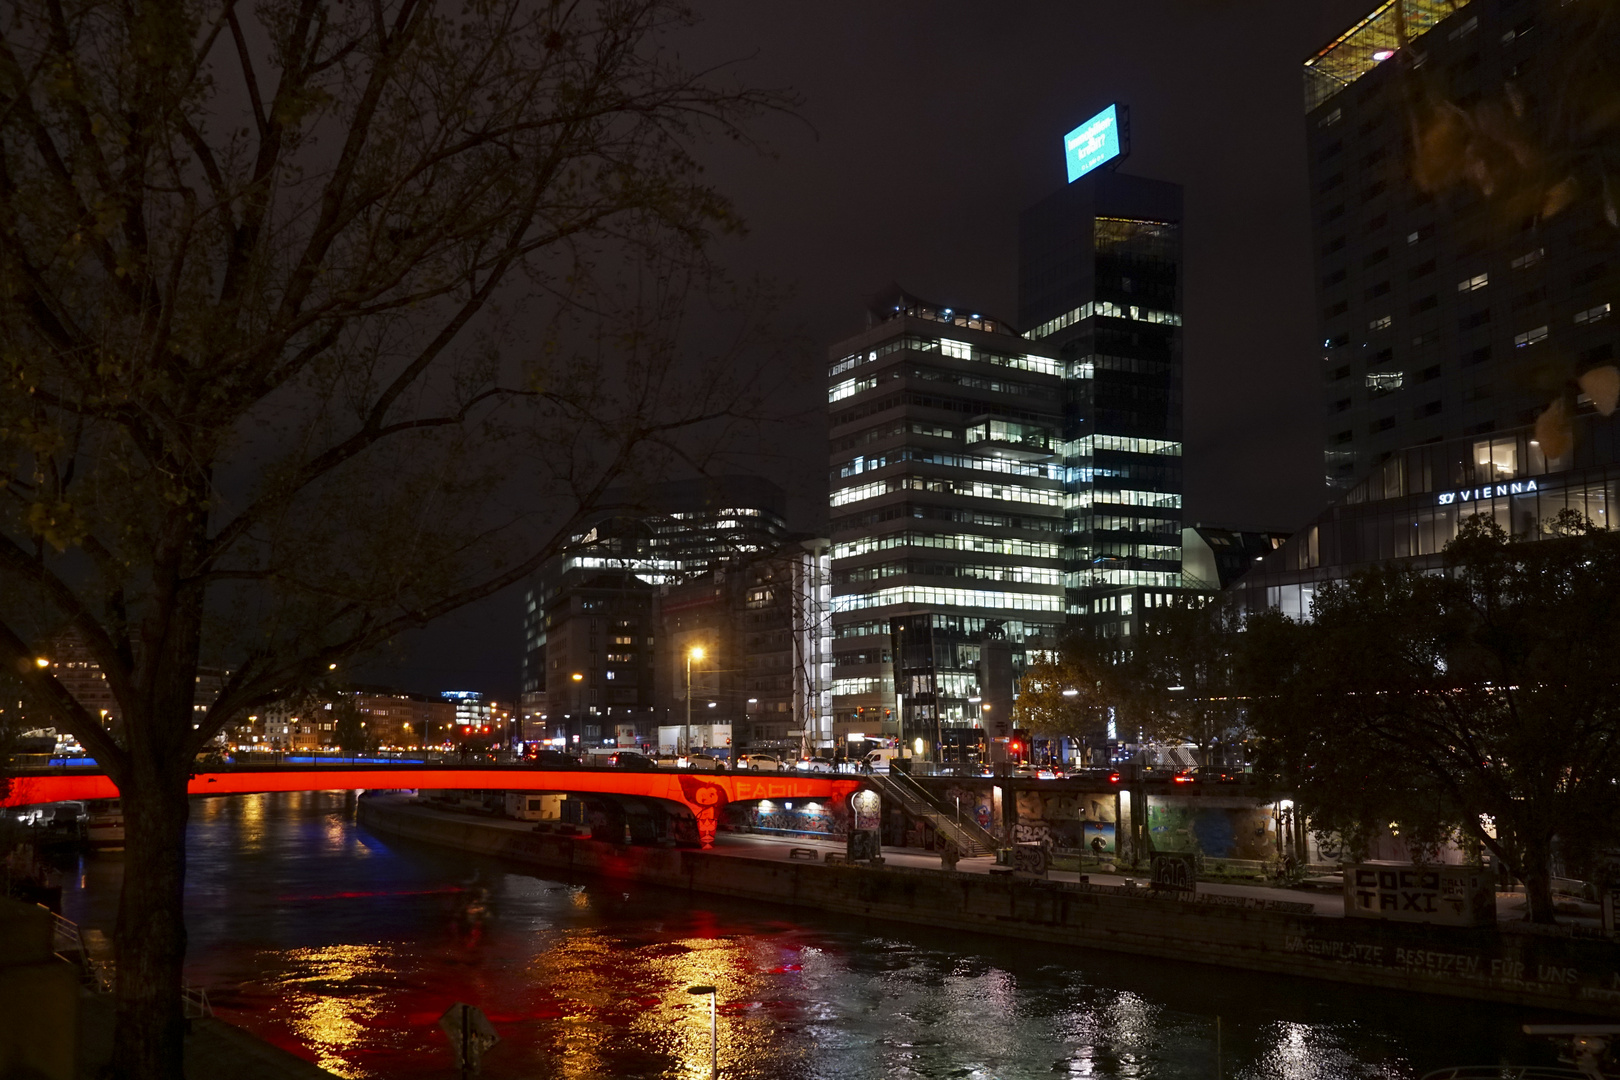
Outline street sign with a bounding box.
[439,1002,499,1075]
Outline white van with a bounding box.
[861,748,899,772]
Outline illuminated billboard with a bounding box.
[1063,104,1124,183]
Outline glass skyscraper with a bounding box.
[1020,170,1187,640]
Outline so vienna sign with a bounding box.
[1436,478,1541,505]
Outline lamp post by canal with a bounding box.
[684,646,706,757]
[686,984,717,1078]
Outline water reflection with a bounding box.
[55,792,1555,1079]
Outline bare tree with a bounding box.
[0,1,787,1076]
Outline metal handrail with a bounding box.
[182,982,213,1019]
[871,771,996,856]
[889,769,1001,854]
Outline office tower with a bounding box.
[657,538,833,757]
[826,293,1068,751]
[1019,169,1187,641]
[1305,0,1620,490]
[519,475,790,747]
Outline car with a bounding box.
[683,754,724,772]
[609,751,657,771]
[525,749,581,768]
[1034,766,1064,780]
[738,754,783,772]
[795,756,834,773]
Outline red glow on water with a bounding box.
[276,886,465,902]
[766,964,802,973]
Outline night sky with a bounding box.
[386,0,1379,700]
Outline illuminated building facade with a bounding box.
[1020,170,1187,611]
[826,295,1068,747]
[657,539,833,757]
[1235,416,1618,615]
[518,476,792,747]
[1305,0,1620,490]
[826,164,1185,756]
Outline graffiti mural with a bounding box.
[941,785,993,830]
[725,797,848,838]
[1145,800,1276,860]
[997,789,1120,853]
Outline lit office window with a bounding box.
[1473,439,1517,480]
[832,587,1063,614]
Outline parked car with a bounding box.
[609,751,657,771]
[85,798,124,848]
[795,756,835,773]
[525,749,581,768]
[738,754,784,772]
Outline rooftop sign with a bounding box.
[1063,104,1125,183]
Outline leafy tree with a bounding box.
[1119,595,1248,767]
[1246,513,1620,923]
[1012,637,1114,764]
[331,695,369,755]
[0,1,784,1075]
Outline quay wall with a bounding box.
[357,796,1620,1017]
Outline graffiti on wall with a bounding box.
[942,785,993,830]
[1146,802,1275,860]
[1004,790,1120,852]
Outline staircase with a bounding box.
[867,770,1001,857]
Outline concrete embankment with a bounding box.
[358,795,1620,1017]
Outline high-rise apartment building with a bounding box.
[1020,170,1186,646]
[519,476,793,747]
[1305,0,1619,490]
[826,294,1069,748]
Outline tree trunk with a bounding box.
[111,756,192,1080]
[1523,862,1558,924]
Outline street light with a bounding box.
[685,646,706,756]
[686,985,717,1078]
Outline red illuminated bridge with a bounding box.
[1,762,866,848]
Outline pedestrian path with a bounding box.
[711,833,1351,915]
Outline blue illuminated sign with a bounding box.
[1063,104,1123,183]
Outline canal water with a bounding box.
[59,791,1557,1079]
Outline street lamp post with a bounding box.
[684,646,706,757]
[686,985,717,1078]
